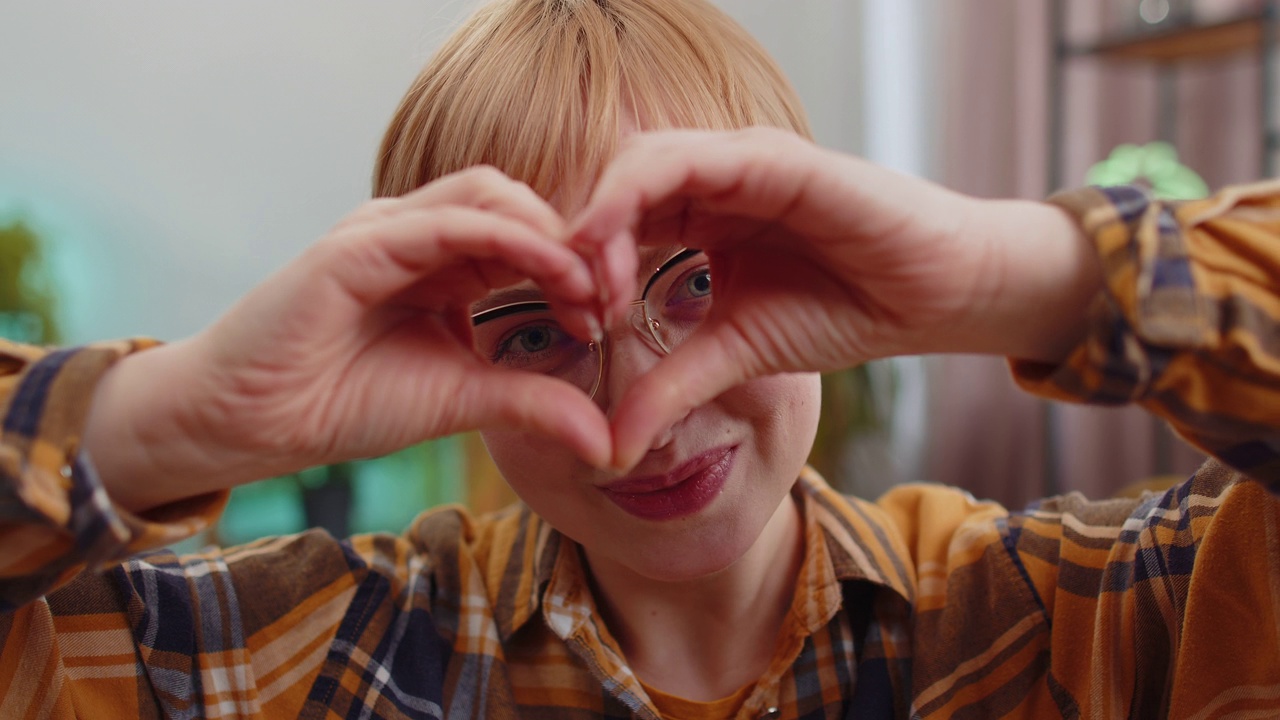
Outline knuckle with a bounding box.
[464,164,509,187]
[739,125,797,153]
[364,196,401,214]
[616,132,662,164]
[357,197,401,222]
[312,232,380,279]
[455,166,526,210]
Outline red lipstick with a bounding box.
[599,447,734,521]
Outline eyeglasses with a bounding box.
[471,248,712,399]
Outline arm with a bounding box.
[0,342,415,716]
[0,339,446,715]
[572,128,1280,477]
[570,127,1102,469]
[0,167,593,716]
[0,340,225,614]
[570,129,1280,716]
[82,167,610,514]
[1016,182,1280,484]
[1,167,607,607]
[856,177,1280,717]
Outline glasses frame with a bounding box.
[470,248,704,398]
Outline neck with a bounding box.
[582,490,805,701]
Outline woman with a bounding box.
[2,0,1278,717]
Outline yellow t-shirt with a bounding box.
[641,681,755,720]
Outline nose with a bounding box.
[594,322,665,412]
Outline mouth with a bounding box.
[598,446,735,521]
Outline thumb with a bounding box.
[460,369,613,469]
[609,323,756,472]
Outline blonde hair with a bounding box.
[373,0,811,203]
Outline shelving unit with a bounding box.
[1049,2,1278,188]
[1073,13,1267,63]
[1042,2,1278,494]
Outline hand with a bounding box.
[572,128,1100,470]
[87,167,610,511]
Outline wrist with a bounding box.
[954,198,1102,362]
[84,339,259,512]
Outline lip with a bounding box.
[599,446,735,521]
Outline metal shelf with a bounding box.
[1066,14,1266,63]
[1044,1,1278,495]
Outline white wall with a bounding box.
[0,1,863,344]
[1,1,467,342]
[718,0,864,153]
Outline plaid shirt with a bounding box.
[3,181,1280,719]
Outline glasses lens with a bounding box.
[644,251,713,352]
[472,304,599,394]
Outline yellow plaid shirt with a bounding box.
[3,181,1280,718]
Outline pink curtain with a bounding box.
[924,0,1260,507]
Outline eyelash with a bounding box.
[491,321,565,365]
[663,266,713,310]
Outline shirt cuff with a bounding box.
[1007,180,1280,482]
[0,341,227,607]
[1009,184,1196,405]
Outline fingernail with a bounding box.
[590,254,611,321]
[608,449,639,476]
[597,462,625,478]
[586,314,603,344]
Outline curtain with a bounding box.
[922,0,1258,507]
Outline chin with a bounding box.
[605,509,765,583]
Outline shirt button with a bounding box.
[60,464,73,478]
[759,709,781,719]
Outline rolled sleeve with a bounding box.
[1012,180,1280,484]
[0,339,226,611]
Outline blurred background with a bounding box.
[1,0,1269,545]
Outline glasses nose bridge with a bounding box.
[589,298,669,401]
[623,298,668,354]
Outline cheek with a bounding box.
[479,429,580,499]
[722,373,822,471]
[479,429,605,547]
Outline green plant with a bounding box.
[808,363,889,483]
[0,219,60,344]
[1086,142,1209,200]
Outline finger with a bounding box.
[571,128,815,247]
[394,165,568,241]
[607,324,757,472]
[460,369,613,469]
[567,216,637,332]
[591,229,639,329]
[316,206,597,312]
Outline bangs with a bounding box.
[373,0,810,206]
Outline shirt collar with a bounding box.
[489,506,561,643]
[795,466,917,603]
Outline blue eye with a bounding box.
[685,269,711,298]
[664,263,712,306]
[490,320,574,370]
[472,301,597,387]
[513,325,553,353]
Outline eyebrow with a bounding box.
[644,247,701,297]
[471,286,545,317]
[470,244,690,318]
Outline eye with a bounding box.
[664,262,713,306]
[492,320,567,365]
[511,325,554,354]
[684,268,711,298]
